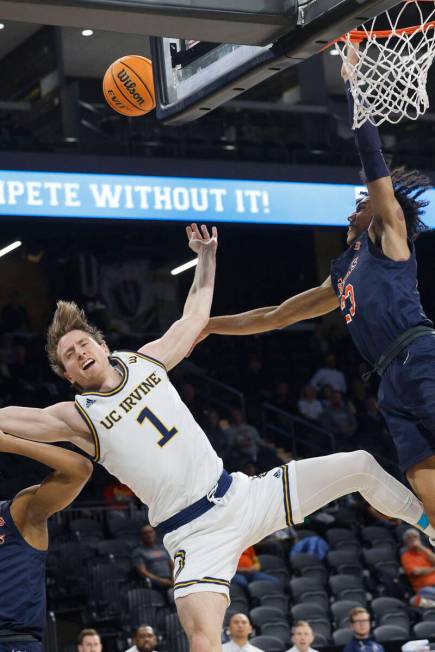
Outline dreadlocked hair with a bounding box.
[360,166,430,240]
[46,300,104,378]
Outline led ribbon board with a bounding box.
[0,170,434,227]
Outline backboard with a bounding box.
[151,0,404,125]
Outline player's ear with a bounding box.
[63,370,74,384]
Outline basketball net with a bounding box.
[334,0,435,128]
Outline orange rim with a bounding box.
[326,0,435,47]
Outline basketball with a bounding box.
[103,55,156,117]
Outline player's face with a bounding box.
[346,198,373,244]
[292,625,314,651]
[135,627,157,652]
[57,329,110,389]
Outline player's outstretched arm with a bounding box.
[205,276,338,337]
[139,223,217,370]
[341,48,408,259]
[0,431,93,519]
[0,402,96,456]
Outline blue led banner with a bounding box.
[0,170,434,226]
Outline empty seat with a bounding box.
[326,529,360,552]
[363,547,396,566]
[290,553,327,584]
[261,622,291,646]
[96,539,131,558]
[250,606,285,628]
[248,580,288,612]
[333,628,353,646]
[379,612,410,634]
[327,550,362,576]
[413,621,435,639]
[290,577,329,609]
[313,632,329,647]
[331,600,364,627]
[165,613,188,652]
[294,529,318,540]
[291,603,329,621]
[374,625,408,642]
[371,597,406,616]
[258,554,290,585]
[329,575,364,602]
[250,635,285,652]
[309,618,331,641]
[361,526,395,550]
[108,516,141,537]
[229,597,249,615]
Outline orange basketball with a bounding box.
[103,55,156,117]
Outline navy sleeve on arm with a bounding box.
[345,81,390,182]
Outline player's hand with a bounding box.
[186,223,218,255]
[341,41,360,81]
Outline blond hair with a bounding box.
[349,607,369,622]
[46,300,104,378]
[292,621,313,634]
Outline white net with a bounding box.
[335,0,435,128]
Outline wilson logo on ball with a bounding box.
[117,69,145,106]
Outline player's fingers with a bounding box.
[191,223,201,239]
[186,226,192,240]
[211,226,218,240]
[200,224,210,240]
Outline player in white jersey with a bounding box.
[1,223,435,652]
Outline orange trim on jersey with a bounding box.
[75,401,101,462]
[81,357,129,398]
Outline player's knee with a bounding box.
[349,449,376,476]
[188,630,215,652]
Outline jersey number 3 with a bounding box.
[341,283,356,324]
[137,407,178,447]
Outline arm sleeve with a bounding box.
[345,81,390,182]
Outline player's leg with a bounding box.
[407,456,435,528]
[176,591,227,652]
[291,450,435,539]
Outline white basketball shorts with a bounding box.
[163,462,301,601]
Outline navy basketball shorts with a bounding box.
[378,334,435,472]
[0,643,42,652]
[163,463,298,602]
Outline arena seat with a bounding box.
[249,606,286,628]
[423,610,435,621]
[327,550,362,576]
[96,539,131,558]
[290,578,329,609]
[374,625,409,642]
[309,617,332,641]
[333,628,354,645]
[291,603,329,621]
[69,518,104,544]
[413,621,435,639]
[293,529,318,540]
[371,597,406,615]
[248,580,288,611]
[290,553,328,584]
[165,613,189,652]
[261,621,291,646]
[379,611,410,634]
[258,554,290,585]
[228,596,249,614]
[329,575,367,604]
[312,632,329,647]
[250,635,285,652]
[361,526,396,551]
[326,529,361,552]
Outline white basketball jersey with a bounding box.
[75,351,222,526]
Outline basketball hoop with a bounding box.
[332,0,435,128]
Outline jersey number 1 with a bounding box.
[137,407,178,447]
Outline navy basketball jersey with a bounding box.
[0,500,47,640]
[330,230,432,366]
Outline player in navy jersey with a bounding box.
[199,51,435,527]
[0,432,92,652]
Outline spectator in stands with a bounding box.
[202,408,231,458]
[226,408,263,463]
[320,384,334,408]
[124,625,157,652]
[222,613,262,651]
[297,385,323,422]
[271,380,293,413]
[311,354,347,394]
[132,525,174,591]
[232,546,280,589]
[401,529,435,599]
[343,607,384,652]
[78,629,103,652]
[321,391,357,438]
[286,621,318,652]
[180,383,201,420]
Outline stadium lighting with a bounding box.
[171,258,198,276]
[0,241,22,258]
[330,48,340,56]
[0,24,5,30]
[81,29,94,37]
